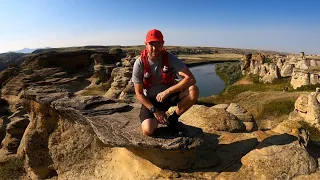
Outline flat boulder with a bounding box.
[23,87,204,150]
[171,105,246,133]
[86,103,204,150]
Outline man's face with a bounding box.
[146,41,163,59]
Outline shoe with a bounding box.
[166,116,184,132]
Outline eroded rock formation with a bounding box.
[241,52,320,88]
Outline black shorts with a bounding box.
[139,92,180,122]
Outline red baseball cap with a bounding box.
[145,29,164,44]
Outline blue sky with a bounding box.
[0,0,319,54]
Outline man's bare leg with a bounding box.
[175,85,199,115]
[141,118,158,136]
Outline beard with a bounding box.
[149,51,161,60]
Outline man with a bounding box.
[132,29,199,136]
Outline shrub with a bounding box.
[264,58,273,64]
[299,121,320,141]
[215,62,242,86]
[294,84,320,92]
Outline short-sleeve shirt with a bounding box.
[132,52,186,98]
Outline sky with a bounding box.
[0,0,320,54]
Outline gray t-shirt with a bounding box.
[132,52,186,98]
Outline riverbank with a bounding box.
[178,53,242,67]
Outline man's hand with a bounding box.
[153,109,167,124]
[156,90,170,102]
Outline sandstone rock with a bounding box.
[295,91,320,125]
[1,133,20,153]
[243,122,258,132]
[241,134,317,179]
[118,80,135,101]
[310,59,320,67]
[104,67,132,99]
[260,64,279,83]
[295,94,309,114]
[6,117,29,137]
[310,73,320,85]
[88,104,204,150]
[296,60,310,70]
[212,104,229,110]
[294,170,320,180]
[23,88,204,151]
[280,63,294,77]
[226,103,254,122]
[240,54,251,70]
[174,105,246,133]
[305,91,320,125]
[276,58,284,69]
[291,69,310,89]
[259,64,267,77]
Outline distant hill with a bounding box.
[15,48,37,53]
[14,47,51,54]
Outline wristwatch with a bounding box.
[150,106,155,113]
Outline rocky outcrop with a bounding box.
[240,134,316,179]
[271,89,320,147]
[241,53,320,88]
[295,88,320,126]
[259,63,280,83]
[226,103,257,132]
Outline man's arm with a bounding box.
[156,67,196,102]
[167,67,196,94]
[134,83,153,111]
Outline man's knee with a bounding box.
[141,119,157,136]
[142,128,154,136]
[189,85,199,101]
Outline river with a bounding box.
[189,63,225,97]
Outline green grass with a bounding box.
[258,100,296,119]
[293,83,320,92]
[199,75,291,104]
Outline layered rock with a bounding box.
[226,103,257,132]
[241,53,320,89]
